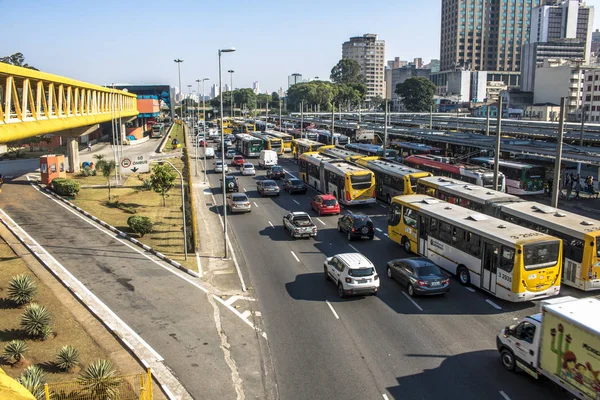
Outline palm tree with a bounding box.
[99,160,116,200]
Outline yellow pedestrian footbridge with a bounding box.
[0,63,138,143]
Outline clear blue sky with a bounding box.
[3,0,600,95]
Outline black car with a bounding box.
[223,175,239,193]
[386,257,450,296]
[337,213,375,241]
[283,179,308,194]
[266,165,285,179]
[257,179,280,196]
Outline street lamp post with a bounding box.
[187,84,192,122]
[174,59,183,119]
[228,70,235,119]
[195,78,210,182]
[220,48,236,259]
[158,160,187,261]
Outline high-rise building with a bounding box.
[253,81,260,94]
[210,84,220,98]
[440,0,549,84]
[288,73,303,88]
[342,34,386,99]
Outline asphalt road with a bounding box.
[204,144,583,400]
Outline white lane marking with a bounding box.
[379,204,387,209]
[316,218,326,226]
[268,221,274,228]
[196,252,203,278]
[465,287,476,292]
[292,200,300,205]
[383,233,389,237]
[402,292,423,312]
[243,188,247,192]
[375,228,383,232]
[382,395,390,400]
[290,251,300,262]
[241,310,252,319]
[499,390,511,400]
[326,300,340,320]
[486,299,502,310]
[253,202,258,207]
[348,244,360,253]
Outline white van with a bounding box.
[258,150,278,168]
[200,147,215,159]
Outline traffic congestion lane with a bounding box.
[206,161,571,400]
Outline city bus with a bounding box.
[354,157,433,204]
[390,142,443,159]
[416,176,600,291]
[267,131,293,153]
[150,123,165,138]
[298,152,376,205]
[292,138,325,159]
[251,132,283,154]
[470,157,545,195]
[404,154,506,191]
[388,194,562,302]
[236,134,264,157]
[314,130,350,146]
[244,121,256,133]
[318,145,365,163]
[345,143,398,159]
[288,129,318,141]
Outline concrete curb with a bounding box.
[37,183,201,279]
[157,123,176,154]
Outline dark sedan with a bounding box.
[283,179,308,194]
[386,257,450,296]
[266,165,286,179]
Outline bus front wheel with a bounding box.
[402,236,412,254]
[457,265,470,286]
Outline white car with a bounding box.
[324,253,379,298]
[240,163,256,176]
[214,160,229,173]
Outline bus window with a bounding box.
[500,247,515,272]
[597,240,600,258]
[439,222,453,243]
[389,204,401,226]
[526,167,545,179]
[430,218,439,238]
[523,242,560,270]
[465,232,481,257]
[351,174,372,190]
[564,239,584,264]
[403,207,418,229]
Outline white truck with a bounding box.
[283,212,317,239]
[497,296,600,400]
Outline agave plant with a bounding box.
[78,360,121,399]
[21,302,52,339]
[18,365,46,400]
[56,345,80,371]
[8,274,37,305]
[3,339,28,363]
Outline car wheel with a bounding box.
[347,233,352,242]
[324,267,330,281]
[402,236,412,254]
[386,266,393,279]
[408,284,415,297]
[372,290,378,297]
[337,283,346,299]
[457,265,470,286]
[337,224,342,232]
[500,349,516,372]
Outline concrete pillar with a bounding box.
[67,138,80,173]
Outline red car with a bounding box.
[232,155,245,166]
[311,194,340,216]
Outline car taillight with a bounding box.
[352,228,355,232]
[443,279,450,285]
[417,280,427,287]
[345,191,351,201]
[345,277,351,283]
[245,203,250,206]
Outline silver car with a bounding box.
[214,160,229,173]
[227,193,251,213]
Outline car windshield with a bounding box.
[244,163,253,168]
[271,166,283,172]
[227,150,236,154]
[263,181,276,187]
[323,199,337,206]
[289,179,302,185]
[295,217,313,226]
[232,195,247,202]
[353,216,372,228]
[216,161,223,166]
[415,263,442,277]
[348,268,374,277]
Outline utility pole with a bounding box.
[279,100,282,130]
[300,101,304,139]
[331,103,335,145]
[383,98,389,156]
[493,97,503,191]
[429,104,433,130]
[551,97,567,208]
[486,105,490,136]
[578,105,586,175]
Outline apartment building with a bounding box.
[342,34,386,99]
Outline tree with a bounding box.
[97,159,116,200]
[150,164,177,207]
[127,215,153,237]
[233,88,257,111]
[271,91,280,104]
[256,93,272,109]
[0,52,38,70]
[395,77,436,112]
[330,59,365,85]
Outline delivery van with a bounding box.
[258,150,278,168]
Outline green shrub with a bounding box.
[141,178,153,191]
[78,360,121,399]
[51,178,80,196]
[18,365,46,400]
[79,167,92,177]
[3,339,28,363]
[127,216,153,237]
[8,274,37,305]
[21,303,52,340]
[56,345,80,371]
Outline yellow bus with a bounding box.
[267,131,294,153]
[416,176,600,291]
[292,138,324,159]
[250,132,284,154]
[388,194,562,302]
[317,145,366,163]
[299,152,376,205]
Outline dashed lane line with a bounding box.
[382,395,390,400]
[465,287,476,293]
[326,301,340,320]
[402,292,423,312]
[290,251,300,263]
[316,218,326,226]
[268,221,274,228]
[348,244,360,253]
[499,391,511,400]
[292,200,300,205]
[486,299,502,310]
[379,204,387,209]
[375,228,383,232]
[253,202,258,207]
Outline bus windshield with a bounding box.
[525,167,545,179]
[523,241,559,270]
[350,174,372,190]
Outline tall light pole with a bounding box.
[220,48,236,259]
[228,70,235,119]
[196,78,210,182]
[187,84,192,122]
[174,59,183,119]
[158,160,187,261]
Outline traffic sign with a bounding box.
[120,155,149,174]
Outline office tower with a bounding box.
[342,34,386,99]
[253,81,260,94]
[288,73,303,88]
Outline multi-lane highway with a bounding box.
[202,136,580,400]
